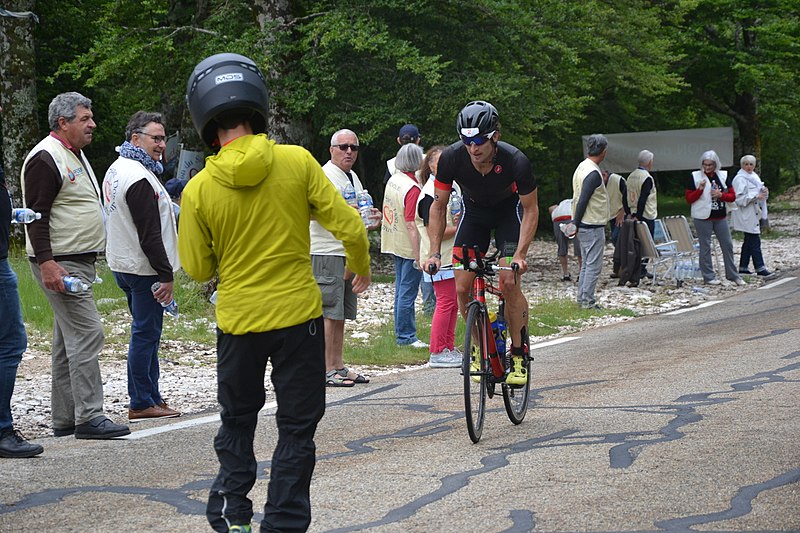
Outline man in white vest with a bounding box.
[571,134,610,309]
[21,92,130,439]
[103,111,181,422]
[310,129,379,386]
[627,149,658,278]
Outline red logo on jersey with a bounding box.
[494,165,503,174]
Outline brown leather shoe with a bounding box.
[128,405,180,422]
[157,402,181,417]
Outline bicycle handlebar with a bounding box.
[427,245,520,283]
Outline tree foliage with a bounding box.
[1,0,797,208]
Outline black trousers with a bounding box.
[207,317,325,532]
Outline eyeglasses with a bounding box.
[334,144,359,152]
[136,131,166,144]
[461,131,495,146]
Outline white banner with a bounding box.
[583,127,734,173]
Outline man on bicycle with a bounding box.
[424,100,539,386]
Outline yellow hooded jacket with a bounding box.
[178,134,370,335]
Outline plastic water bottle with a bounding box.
[11,208,42,224]
[559,222,577,239]
[448,192,462,220]
[356,189,374,226]
[209,290,218,305]
[151,282,179,317]
[489,311,507,357]
[342,182,357,207]
[63,275,90,293]
[692,286,710,294]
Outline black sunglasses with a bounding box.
[334,144,360,152]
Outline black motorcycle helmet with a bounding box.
[456,100,499,138]
[185,53,269,150]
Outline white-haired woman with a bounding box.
[731,155,773,277]
[685,150,744,286]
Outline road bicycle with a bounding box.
[439,245,532,443]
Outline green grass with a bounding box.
[8,248,637,367]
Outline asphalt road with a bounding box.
[1,274,798,532]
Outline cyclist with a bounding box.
[424,100,539,386]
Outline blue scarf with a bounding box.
[118,141,163,176]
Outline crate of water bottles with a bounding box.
[674,259,701,281]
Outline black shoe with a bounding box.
[74,416,131,440]
[561,274,571,282]
[0,429,44,458]
[756,269,775,277]
[643,271,654,279]
[738,269,753,275]
[53,426,75,437]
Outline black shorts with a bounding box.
[453,194,522,261]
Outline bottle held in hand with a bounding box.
[63,275,90,293]
[11,208,42,224]
[151,282,179,317]
[559,222,577,239]
[356,189,374,227]
[342,182,357,207]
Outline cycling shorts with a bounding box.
[453,194,522,262]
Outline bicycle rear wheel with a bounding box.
[463,302,487,443]
[502,354,531,424]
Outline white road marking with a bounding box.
[757,276,796,290]
[664,300,723,315]
[122,401,278,440]
[531,336,580,350]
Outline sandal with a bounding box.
[326,369,355,387]
[335,367,369,384]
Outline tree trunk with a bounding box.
[251,0,314,147]
[0,0,40,207]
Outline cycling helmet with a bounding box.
[456,100,499,138]
[186,53,269,149]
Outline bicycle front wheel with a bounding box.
[502,354,531,425]
[463,302,487,443]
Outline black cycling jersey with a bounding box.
[435,140,536,206]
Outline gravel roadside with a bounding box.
[10,210,800,439]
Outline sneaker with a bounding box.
[0,429,44,458]
[705,279,722,285]
[734,278,746,287]
[408,340,429,349]
[561,274,571,282]
[756,269,775,277]
[229,526,251,533]
[738,269,753,275]
[449,347,463,359]
[429,349,462,368]
[506,356,528,387]
[129,405,181,423]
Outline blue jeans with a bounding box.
[393,256,422,345]
[113,272,165,410]
[0,259,27,433]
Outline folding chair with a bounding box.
[635,221,678,286]
[662,215,707,281]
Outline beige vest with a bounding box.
[310,161,364,256]
[571,158,609,226]
[626,168,658,219]
[103,156,180,275]
[381,171,419,259]
[415,179,460,266]
[606,173,625,217]
[21,135,105,257]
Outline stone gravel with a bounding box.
[10,210,800,439]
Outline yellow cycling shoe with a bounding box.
[505,355,527,387]
[470,346,481,383]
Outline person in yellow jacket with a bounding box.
[181,53,370,533]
